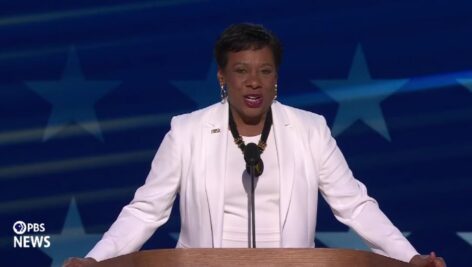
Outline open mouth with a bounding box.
[244,94,263,108]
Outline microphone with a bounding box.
[244,143,260,167]
[243,142,261,248]
[244,143,263,177]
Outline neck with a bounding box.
[237,122,264,137]
[231,111,266,137]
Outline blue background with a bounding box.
[1,0,471,266]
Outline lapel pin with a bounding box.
[211,128,220,134]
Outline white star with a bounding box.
[26,46,120,141]
[457,232,472,246]
[171,61,219,108]
[312,44,409,141]
[316,229,410,251]
[40,199,102,267]
[457,79,472,93]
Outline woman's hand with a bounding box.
[62,257,97,267]
[409,252,446,267]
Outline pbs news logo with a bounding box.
[13,221,50,248]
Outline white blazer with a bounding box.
[87,101,418,262]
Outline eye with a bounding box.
[261,68,273,75]
[235,68,247,74]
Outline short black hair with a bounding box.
[214,23,283,70]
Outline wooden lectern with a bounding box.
[90,248,415,267]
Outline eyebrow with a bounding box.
[231,62,274,67]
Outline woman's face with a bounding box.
[218,46,277,126]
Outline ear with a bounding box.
[217,68,225,85]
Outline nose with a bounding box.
[246,71,261,89]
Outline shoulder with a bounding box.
[170,102,222,130]
[274,101,328,129]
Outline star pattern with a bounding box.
[1,6,470,266]
[457,79,472,93]
[316,229,411,251]
[40,199,102,267]
[457,232,472,246]
[312,44,409,141]
[26,46,120,141]
[171,61,219,108]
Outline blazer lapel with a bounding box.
[272,102,295,231]
[203,102,229,247]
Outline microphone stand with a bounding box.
[248,164,256,248]
[244,143,261,249]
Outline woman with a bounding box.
[64,23,445,267]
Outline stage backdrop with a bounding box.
[1,1,471,266]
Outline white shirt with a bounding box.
[222,129,281,247]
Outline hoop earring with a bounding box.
[220,84,227,103]
[274,84,278,101]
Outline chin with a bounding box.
[243,107,268,120]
